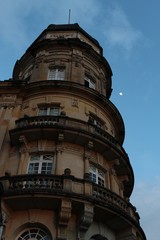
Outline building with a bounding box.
[0,23,146,240]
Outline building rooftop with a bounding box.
[46,23,100,47]
[26,23,102,55]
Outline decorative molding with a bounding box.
[19,135,29,153]
[57,199,72,240]
[0,94,16,101]
[78,203,94,239]
[72,98,78,107]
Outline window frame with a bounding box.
[89,164,105,187]
[84,74,95,89]
[88,113,104,128]
[38,105,60,116]
[16,228,52,240]
[48,67,65,80]
[27,154,54,175]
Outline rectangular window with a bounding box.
[28,154,54,174]
[48,68,65,80]
[89,165,105,187]
[84,75,95,89]
[38,107,48,116]
[49,107,60,116]
[89,115,102,128]
[38,106,60,116]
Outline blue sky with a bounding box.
[0,1,159,239]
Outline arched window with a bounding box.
[90,234,108,240]
[16,227,52,240]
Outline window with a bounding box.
[48,68,65,80]
[23,67,33,81]
[28,154,54,174]
[38,106,60,116]
[89,115,102,128]
[85,75,95,89]
[17,228,51,240]
[89,165,105,187]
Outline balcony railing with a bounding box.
[0,174,139,224]
[9,116,133,197]
[10,115,125,154]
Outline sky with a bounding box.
[0,0,159,239]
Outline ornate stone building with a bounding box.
[0,24,146,240]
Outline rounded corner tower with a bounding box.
[0,23,146,240]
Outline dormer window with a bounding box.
[84,75,95,89]
[48,68,65,80]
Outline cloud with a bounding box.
[102,5,142,52]
[0,1,141,54]
[0,0,100,79]
[0,0,99,47]
[131,178,160,240]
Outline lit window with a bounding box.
[28,154,54,174]
[84,75,95,89]
[48,68,65,80]
[89,165,105,187]
[38,106,60,116]
[16,228,51,240]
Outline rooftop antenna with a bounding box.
[68,9,71,24]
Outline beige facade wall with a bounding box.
[0,24,146,240]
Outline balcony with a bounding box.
[9,116,134,197]
[10,115,124,156]
[0,174,139,225]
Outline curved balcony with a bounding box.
[9,115,134,197]
[0,174,139,226]
[23,80,125,143]
[10,115,124,156]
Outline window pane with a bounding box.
[28,154,54,175]
[48,69,56,80]
[90,172,96,183]
[48,68,65,80]
[98,177,104,187]
[28,163,39,174]
[57,69,65,80]
[90,165,96,173]
[38,107,60,116]
[38,107,47,116]
[41,163,53,174]
[98,169,105,177]
[85,75,95,89]
[17,228,51,240]
[30,155,40,161]
[89,165,105,186]
[43,155,53,161]
[50,107,60,116]
[89,80,95,89]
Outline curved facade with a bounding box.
[0,23,146,240]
